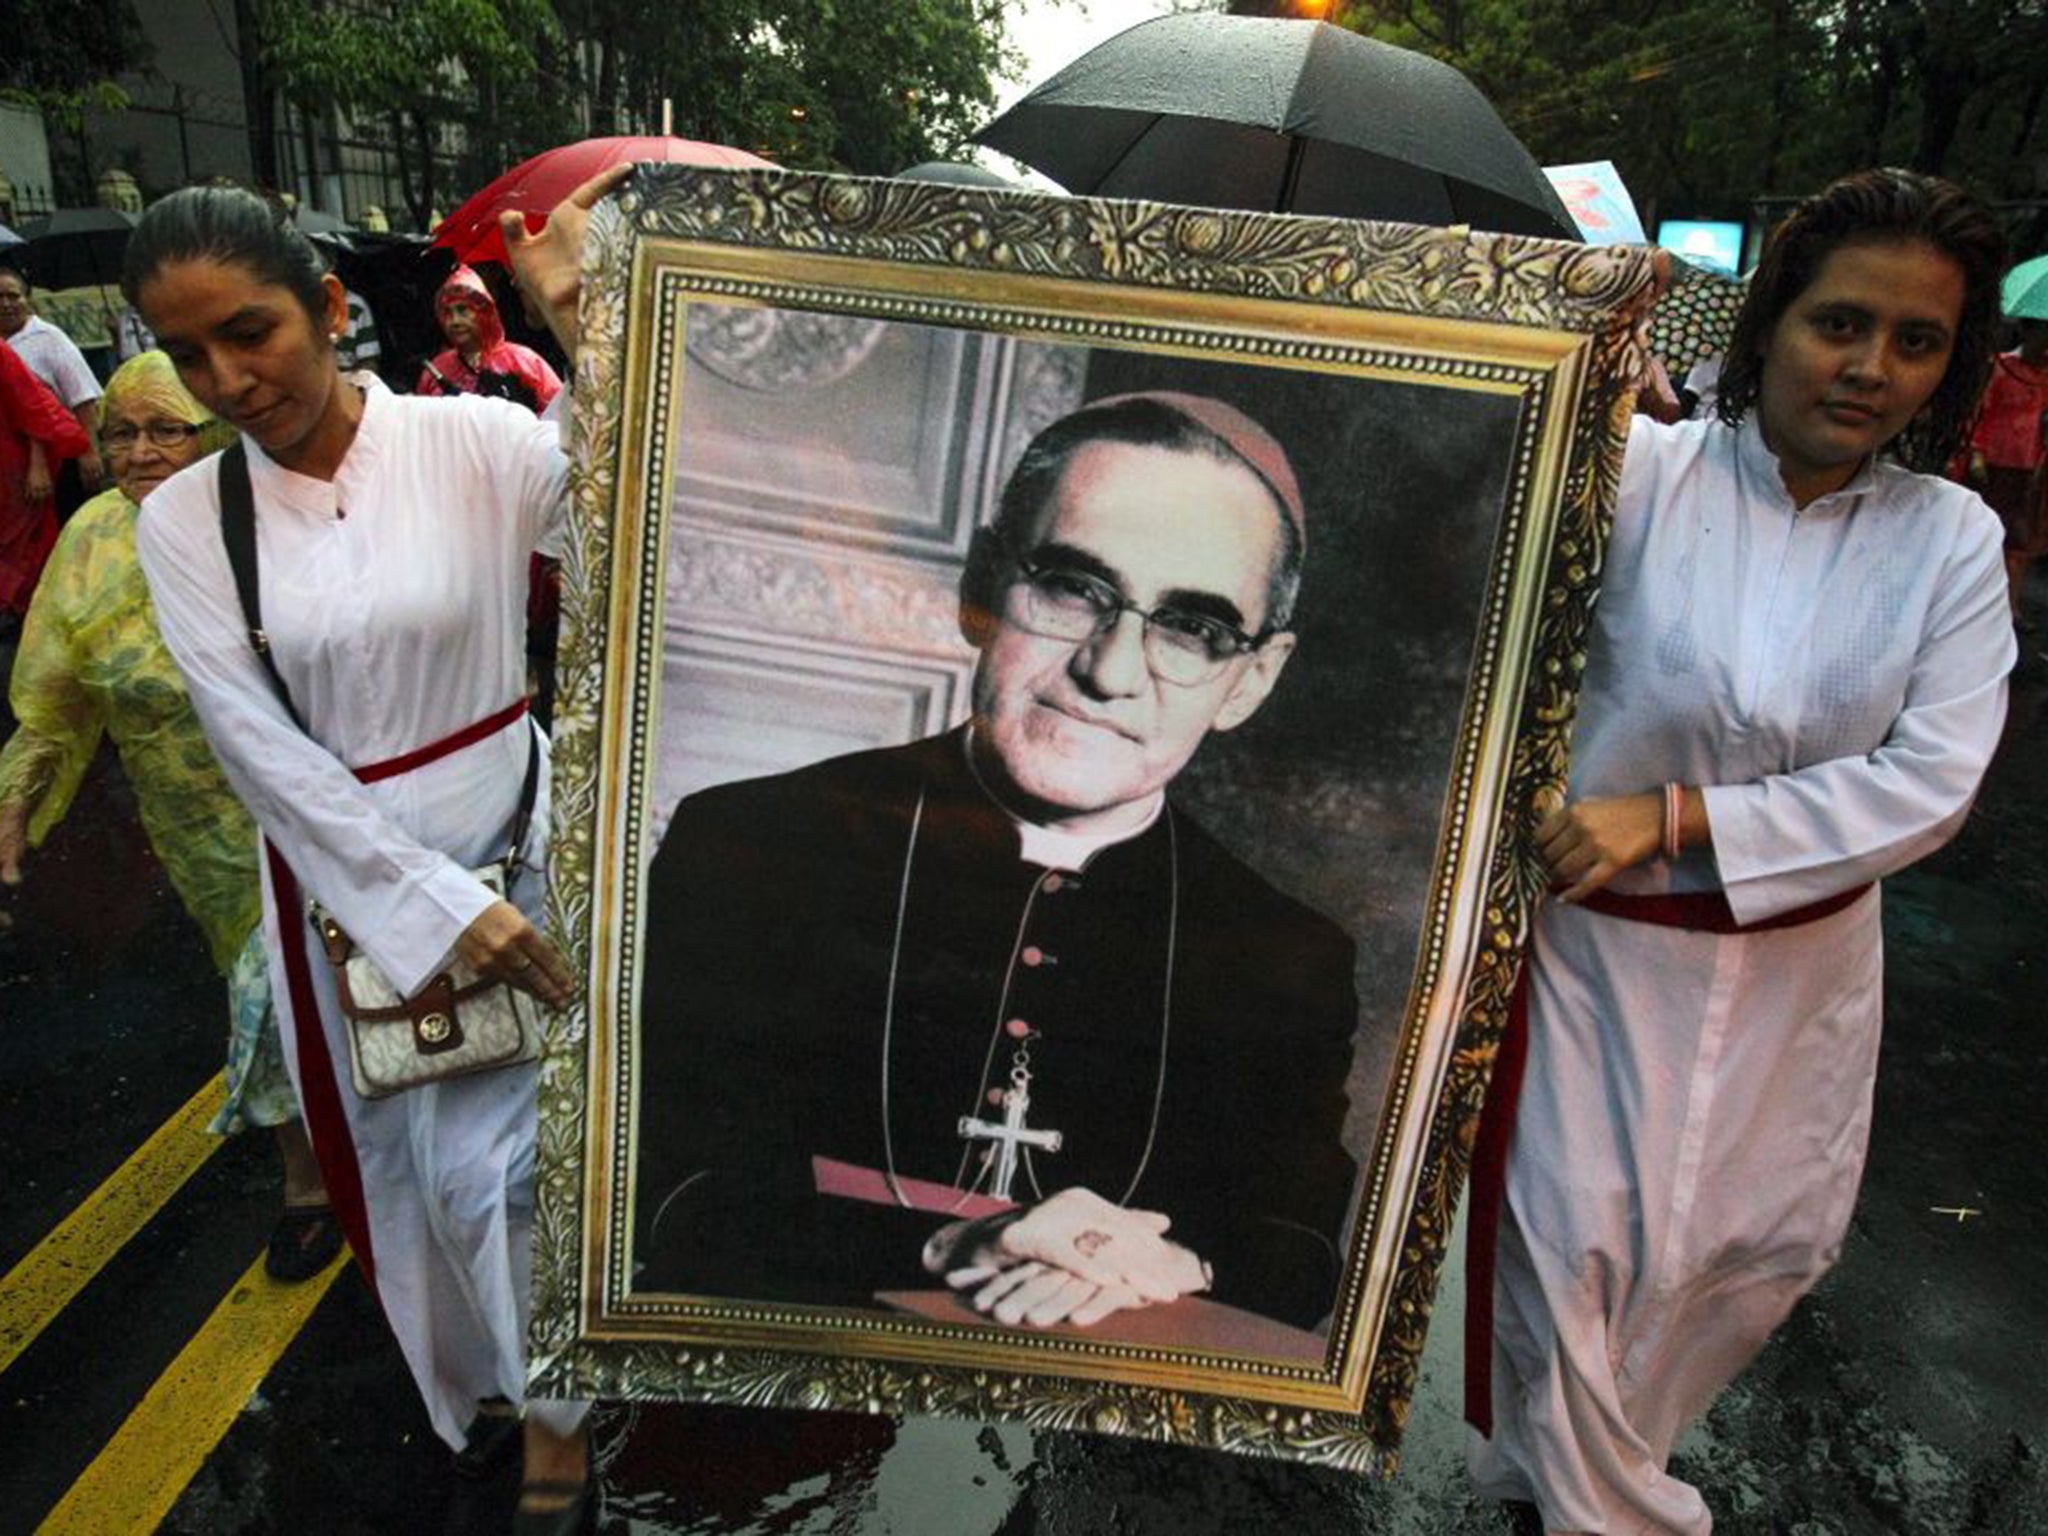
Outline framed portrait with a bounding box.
[530,164,1659,1472]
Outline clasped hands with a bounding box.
[922,1186,1210,1330]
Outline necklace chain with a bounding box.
[878,771,1179,1213]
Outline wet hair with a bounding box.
[120,184,331,324]
[964,396,1306,634]
[1714,168,2006,472]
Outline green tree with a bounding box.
[258,0,568,226]
[1833,0,2048,193]
[252,0,1023,224]
[1328,0,2047,230]
[549,0,1022,174]
[0,0,150,120]
[0,0,151,203]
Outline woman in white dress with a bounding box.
[124,186,591,1534]
[1468,169,2015,1533]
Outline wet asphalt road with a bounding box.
[2,576,2044,1536]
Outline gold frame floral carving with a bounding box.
[530,165,1658,1472]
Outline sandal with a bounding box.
[265,1203,343,1282]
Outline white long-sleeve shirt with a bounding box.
[134,376,579,1451]
[1573,411,2012,918]
[136,377,565,995]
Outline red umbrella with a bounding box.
[434,136,773,266]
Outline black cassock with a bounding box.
[634,729,1360,1330]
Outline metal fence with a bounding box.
[98,97,464,232]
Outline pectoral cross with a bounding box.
[958,1079,1061,1203]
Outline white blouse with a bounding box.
[137,379,567,994]
[1573,412,2014,920]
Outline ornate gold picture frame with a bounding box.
[531,164,1658,1472]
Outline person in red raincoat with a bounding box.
[0,338,91,620]
[1961,318,2048,620]
[412,265,566,726]
[413,265,561,411]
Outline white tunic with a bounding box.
[136,379,581,1448]
[1469,414,2013,1533]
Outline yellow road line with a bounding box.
[0,1073,225,1375]
[37,1244,348,1536]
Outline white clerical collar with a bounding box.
[1015,800,1164,871]
[958,729,1164,870]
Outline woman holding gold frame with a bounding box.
[1470,169,2014,1534]
[125,186,592,1534]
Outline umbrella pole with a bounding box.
[1276,136,1307,214]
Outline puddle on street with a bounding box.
[587,1398,1445,1534]
[600,1406,1020,1533]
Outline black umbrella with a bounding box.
[893,160,1018,189]
[975,15,1575,241]
[292,205,351,236]
[16,207,139,289]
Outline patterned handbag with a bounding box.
[311,862,540,1099]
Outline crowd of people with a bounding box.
[0,155,2037,1536]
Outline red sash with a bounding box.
[1463,881,1873,1434]
[266,697,531,1291]
[1573,882,1873,935]
[352,697,529,782]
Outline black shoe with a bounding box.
[454,1401,522,1480]
[513,1476,593,1536]
[1501,1499,1546,1535]
[265,1204,343,1282]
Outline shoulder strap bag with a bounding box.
[217,439,542,1098]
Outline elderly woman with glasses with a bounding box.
[0,351,339,1281]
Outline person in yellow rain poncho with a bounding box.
[0,351,341,1281]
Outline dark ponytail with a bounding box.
[122,185,331,324]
